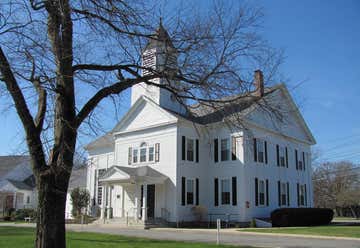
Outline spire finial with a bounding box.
[159,17,163,27]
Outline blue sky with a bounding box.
[0,0,359,163]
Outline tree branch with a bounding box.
[0,46,36,133]
[0,46,46,172]
[75,74,158,128]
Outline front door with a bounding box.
[147,184,155,219]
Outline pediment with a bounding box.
[112,96,178,133]
[244,85,316,144]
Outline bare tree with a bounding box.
[0,1,282,247]
[313,161,360,217]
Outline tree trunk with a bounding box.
[35,169,70,248]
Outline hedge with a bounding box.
[271,208,334,227]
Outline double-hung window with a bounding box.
[221,179,230,205]
[221,138,230,161]
[257,141,265,163]
[259,180,265,205]
[133,149,138,163]
[281,182,287,205]
[148,146,154,162]
[140,147,147,162]
[299,184,305,205]
[186,179,194,205]
[187,138,194,161]
[279,147,286,167]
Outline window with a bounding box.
[140,147,147,162]
[299,184,305,205]
[133,149,138,163]
[221,138,230,161]
[148,146,154,161]
[221,179,230,205]
[187,138,194,161]
[298,158,303,170]
[186,179,194,205]
[26,196,30,204]
[259,180,265,205]
[257,141,264,163]
[281,183,287,205]
[279,147,286,167]
[97,186,103,205]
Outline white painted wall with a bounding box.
[86,87,314,223]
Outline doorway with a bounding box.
[147,184,155,219]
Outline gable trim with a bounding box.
[112,95,178,134]
[242,84,316,145]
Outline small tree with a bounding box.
[70,187,90,218]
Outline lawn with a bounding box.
[239,226,360,238]
[0,227,251,248]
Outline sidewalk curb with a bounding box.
[236,231,360,241]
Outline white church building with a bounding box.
[85,24,316,226]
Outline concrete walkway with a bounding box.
[1,223,360,248]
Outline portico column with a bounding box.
[121,186,125,217]
[100,185,106,220]
[142,184,147,221]
[106,185,111,219]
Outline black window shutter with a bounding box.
[128,147,132,165]
[181,177,186,206]
[232,136,236,160]
[196,139,199,163]
[196,178,199,205]
[253,138,257,162]
[232,177,237,206]
[276,145,280,166]
[302,152,306,171]
[278,180,281,206]
[214,139,219,163]
[264,141,268,164]
[255,177,259,206]
[182,136,186,160]
[304,184,307,206]
[297,183,300,206]
[295,150,298,170]
[214,178,219,206]
[266,179,269,206]
[155,143,160,162]
[287,182,290,206]
[285,147,289,168]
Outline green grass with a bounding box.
[0,227,252,248]
[239,226,360,238]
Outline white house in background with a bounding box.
[85,23,316,226]
[65,166,88,219]
[0,155,87,219]
[0,156,36,212]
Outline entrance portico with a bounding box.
[99,166,168,223]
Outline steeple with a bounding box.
[131,21,185,114]
[144,19,175,51]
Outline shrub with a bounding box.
[70,187,90,218]
[271,208,334,227]
[14,209,37,221]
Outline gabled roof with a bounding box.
[85,95,178,150]
[112,95,178,134]
[84,132,114,151]
[0,155,30,178]
[86,84,315,150]
[7,179,33,190]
